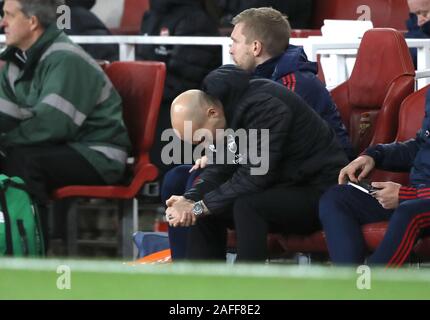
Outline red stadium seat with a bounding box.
[283,85,430,262]
[311,0,409,30]
[331,28,415,155]
[52,61,166,258]
[111,0,150,35]
[370,83,427,184]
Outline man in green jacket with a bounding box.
[0,1,130,205]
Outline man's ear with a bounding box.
[207,107,219,118]
[252,40,263,57]
[29,15,40,32]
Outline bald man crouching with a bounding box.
[165,65,348,262]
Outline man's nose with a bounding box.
[418,15,428,26]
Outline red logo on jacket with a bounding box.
[160,27,170,37]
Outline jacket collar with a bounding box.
[201,65,251,126]
[254,55,280,79]
[254,45,318,81]
[0,24,63,70]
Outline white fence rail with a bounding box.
[9,35,234,65]
[0,34,428,89]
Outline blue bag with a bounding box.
[133,231,170,259]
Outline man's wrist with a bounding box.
[192,200,210,216]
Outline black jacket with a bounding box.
[64,1,119,61]
[216,0,314,29]
[66,0,96,9]
[137,0,221,104]
[184,65,348,214]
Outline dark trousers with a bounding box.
[187,185,324,262]
[319,184,430,267]
[0,145,105,249]
[161,165,201,260]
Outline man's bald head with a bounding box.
[171,90,209,127]
[171,89,226,144]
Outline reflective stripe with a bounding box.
[97,82,112,105]
[0,97,33,120]
[40,42,100,70]
[42,94,86,126]
[40,42,114,105]
[7,63,19,94]
[14,51,27,64]
[89,146,128,164]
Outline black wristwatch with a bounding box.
[192,200,205,216]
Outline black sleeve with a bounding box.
[184,96,293,214]
[182,164,237,202]
[364,131,423,172]
[168,13,221,83]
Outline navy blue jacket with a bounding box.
[365,89,430,202]
[254,45,353,158]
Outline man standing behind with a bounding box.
[230,7,353,158]
[0,0,130,238]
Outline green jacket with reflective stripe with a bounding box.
[0,24,131,184]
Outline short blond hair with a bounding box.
[232,7,291,57]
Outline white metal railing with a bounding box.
[71,35,234,64]
[0,35,233,64]
[0,34,429,89]
[16,35,235,65]
[415,69,430,90]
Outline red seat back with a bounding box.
[311,0,409,30]
[104,61,166,175]
[331,28,415,155]
[113,0,150,35]
[370,84,428,185]
[396,85,428,142]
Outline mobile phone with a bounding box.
[347,181,381,194]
